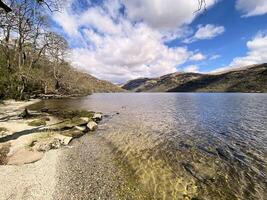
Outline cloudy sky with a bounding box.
[51,0,267,83]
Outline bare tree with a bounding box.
[0,0,12,12]
[0,0,62,98]
[46,32,68,90]
[0,0,62,13]
[195,0,207,13]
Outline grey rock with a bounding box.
[92,113,102,122]
[87,121,98,131]
[75,126,87,132]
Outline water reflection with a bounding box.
[29,93,267,199]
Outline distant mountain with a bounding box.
[58,68,125,94]
[122,64,267,93]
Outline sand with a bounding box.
[0,100,60,200]
[0,150,60,200]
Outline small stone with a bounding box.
[41,108,49,112]
[75,126,87,132]
[87,121,98,131]
[92,113,102,122]
[80,117,90,123]
[19,108,32,119]
[50,138,61,149]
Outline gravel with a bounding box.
[0,150,60,200]
[53,133,130,200]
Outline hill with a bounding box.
[122,64,267,93]
[0,61,124,100]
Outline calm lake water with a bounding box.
[30,93,267,199]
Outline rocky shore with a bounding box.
[0,99,103,199]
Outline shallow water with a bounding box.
[30,93,267,200]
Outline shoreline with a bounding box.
[0,99,146,199]
[0,99,59,200]
[0,99,104,200]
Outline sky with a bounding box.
[51,0,267,83]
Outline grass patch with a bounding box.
[26,131,55,149]
[0,127,8,137]
[0,127,7,132]
[0,143,10,165]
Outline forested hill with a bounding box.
[0,0,123,100]
[0,60,124,100]
[122,64,267,93]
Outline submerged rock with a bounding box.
[216,147,231,160]
[48,110,95,119]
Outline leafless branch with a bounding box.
[0,0,12,12]
[194,0,207,13]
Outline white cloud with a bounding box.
[209,54,221,60]
[190,53,206,61]
[52,0,216,83]
[236,0,267,17]
[69,24,192,83]
[212,33,267,73]
[230,33,267,66]
[122,0,217,30]
[183,24,225,43]
[53,11,79,36]
[183,65,200,73]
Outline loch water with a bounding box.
[30,93,267,200]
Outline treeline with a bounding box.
[0,0,104,100]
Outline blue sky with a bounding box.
[51,0,267,83]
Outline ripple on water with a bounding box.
[29,93,267,199]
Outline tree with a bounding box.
[46,32,68,90]
[0,0,61,13]
[0,0,12,12]
[0,0,62,99]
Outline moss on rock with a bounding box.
[47,109,95,119]
[61,128,85,138]
[0,127,8,133]
[28,118,48,126]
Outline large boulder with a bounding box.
[7,149,44,165]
